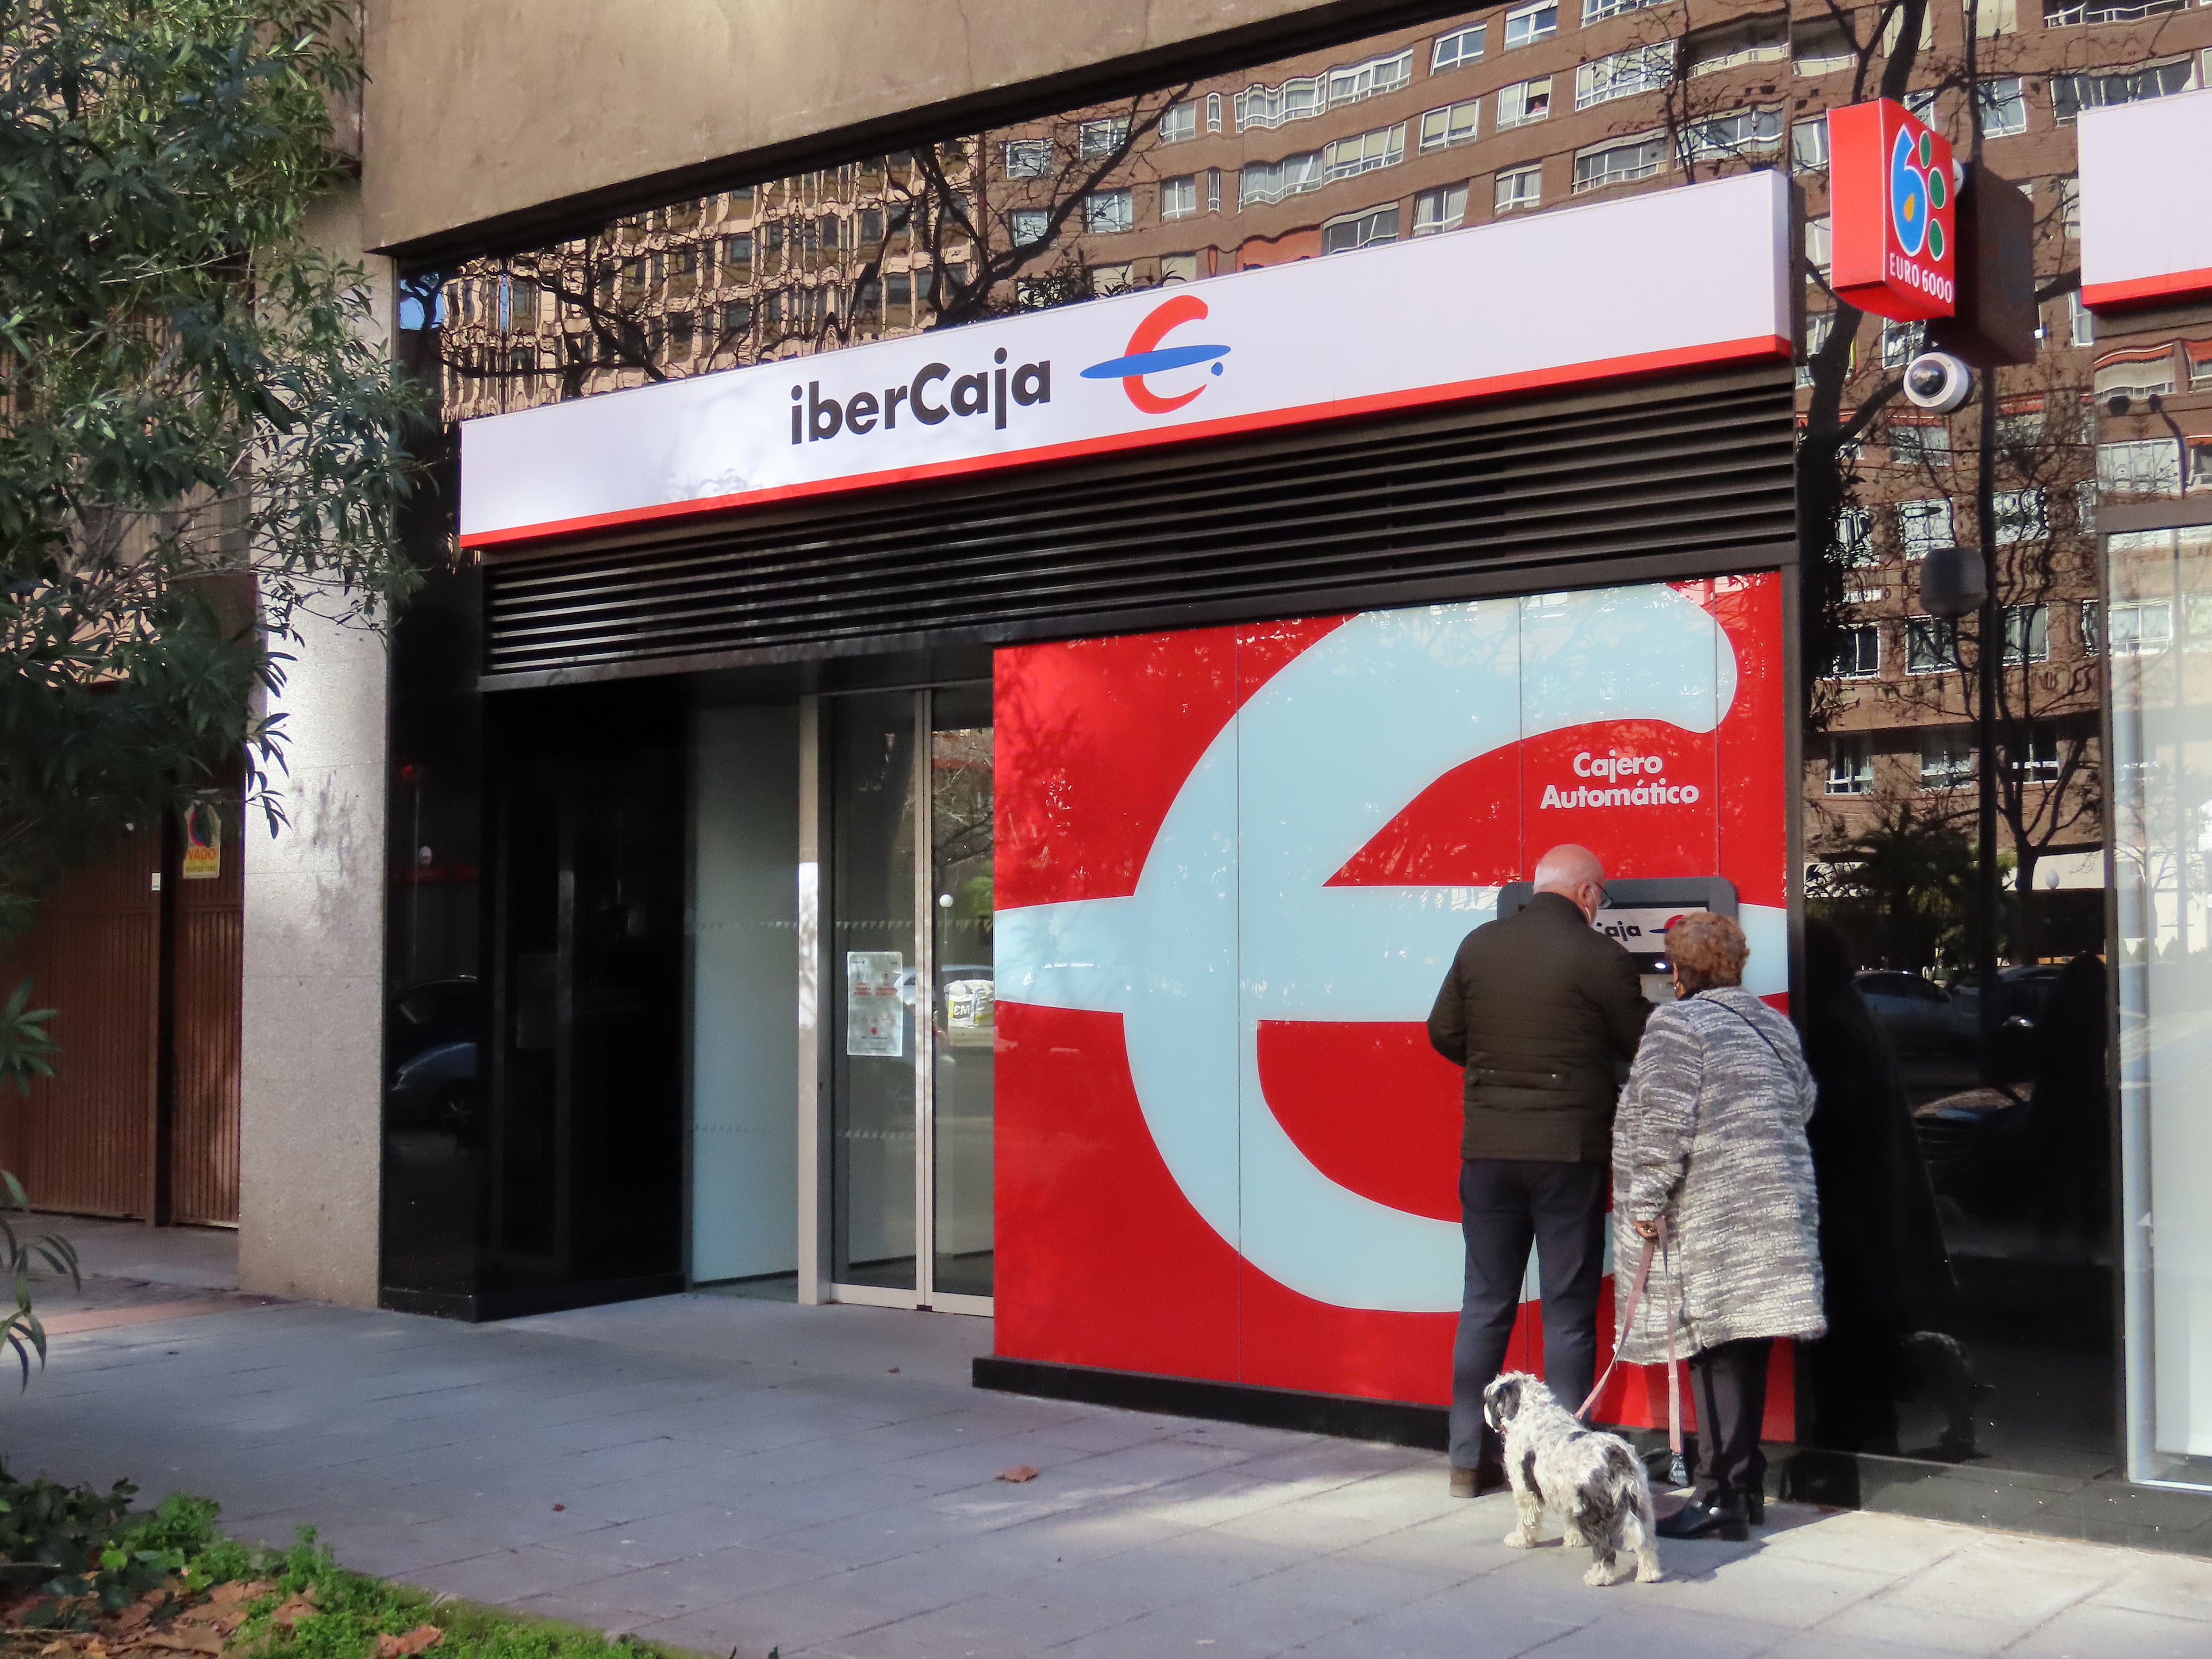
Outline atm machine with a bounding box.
[1496,876,1740,1005]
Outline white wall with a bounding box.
[237,181,390,1306]
[692,706,802,1281]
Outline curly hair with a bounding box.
[1667,910,1748,993]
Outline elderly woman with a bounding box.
[1613,910,1823,1542]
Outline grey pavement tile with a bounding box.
[1076,1467,1317,1531]
[768,1502,1018,1571]
[628,1572,964,1657]
[560,1544,844,1618]
[1754,1508,1974,1578]
[535,1500,830,1563]
[1209,1494,1418,1555]
[1630,1548,1894,1629]
[2094,1549,2212,1622]
[1819,1594,2083,1657]
[807,1588,1137,1659]
[1999,1601,2212,1658]
[1759,1630,2001,1659]
[1333,1503,1527,1576]
[1284,1582,1585,1659]
[1511,1602,1784,1659]
[983,1529,1300,1617]
[407,1544,637,1607]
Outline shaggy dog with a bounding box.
[1482,1372,1662,1586]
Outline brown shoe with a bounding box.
[1450,1459,1509,1498]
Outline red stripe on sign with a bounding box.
[2082,266,2212,312]
[464,333,1792,554]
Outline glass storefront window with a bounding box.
[2111,524,2212,1488]
[931,687,996,1300]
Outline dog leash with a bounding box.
[1579,1213,1683,1480]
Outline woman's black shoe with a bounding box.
[1743,1484,1766,1526]
[1656,1495,1751,1542]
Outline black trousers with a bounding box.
[1689,1336,1774,1501]
[1448,1156,1608,1469]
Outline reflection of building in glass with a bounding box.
[420,0,2212,970]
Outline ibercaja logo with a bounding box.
[1828,98,1957,323]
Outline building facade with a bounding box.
[212,0,2212,1548]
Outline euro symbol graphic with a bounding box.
[998,586,1785,1312]
[1080,294,1230,415]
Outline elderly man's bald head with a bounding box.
[1532,844,1606,920]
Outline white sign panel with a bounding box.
[461,171,1790,550]
[845,951,904,1057]
[2080,84,2212,311]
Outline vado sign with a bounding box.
[459,171,1791,550]
[1828,98,1957,323]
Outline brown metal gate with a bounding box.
[0,806,243,1225]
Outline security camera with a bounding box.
[1902,351,1974,415]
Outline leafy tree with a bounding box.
[0,1,424,1089]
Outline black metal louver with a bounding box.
[482,365,1796,685]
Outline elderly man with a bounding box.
[1427,843,1650,1496]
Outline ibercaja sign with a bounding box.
[1828,98,1957,323]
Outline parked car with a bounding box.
[1854,970,1953,1058]
[387,976,482,1139]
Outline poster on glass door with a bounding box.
[991,575,1790,1431]
[845,951,905,1057]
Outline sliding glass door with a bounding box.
[827,687,994,1311]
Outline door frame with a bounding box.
[799,683,995,1317]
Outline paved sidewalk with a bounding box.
[5,1290,2210,1659]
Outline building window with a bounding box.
[1160,176,1199,220]
[1084,189,1134,234]
[2100,439,2184,497]
[1329,50,1414,105]
[1496,77,1554,127]
[2190,341,2212,388]
[1505,0,1559,50]
[1420,99,1482,150]
[1686,15,1788,76]
[1881,319,1926,368]
[1682,105,1783,162]
[1413,183,1470,236]
[1806,215,1832,275]
[1432,24,1487,71]
[1996,400,2045,448]
[1899,498,1955,557]
[2094,348,2179,402]
[1206,92,1223,133]
[1792,117,1830,172]
[1574,133,1668,193]
[1977,0,2019,33]
[1090,263,1134,297]
[1831,624,1881,678]
[1002,138,1052,178]
[1237,77,1323,130]
[1577,43,1676,109]
[1995,488,2049,544]
[1828,736,1874,795]
[2005,604,2051,664]
[1836,505,1877,565]
[1798,311,1836,388]
[1008,208,1051,246]
[1207,168,1221,212]
[2045,0,2185,23]
[1323,124,1406,181]
[1890,417,1951,461]
[1584,0,1664,18]
[721,298,752,334]
[2076,478,2100,531]
[1495,164,1544,213]
[1160,101,1198,145]
[2086,597,2174,656]
[2053,58,2198,125]
[1320,204,1401,254]
[1908,617,1956,674]
[2012,726,2062,782]
[1978,77,2028,137]
[1159,251,1199,284]
[1920,730,1975,789]
[2069,289,2095,347]
[1078,117,1129,157]
[1239,152,1325,204]
[1793,19,1855,76]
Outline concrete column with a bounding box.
[238,181,391,1307]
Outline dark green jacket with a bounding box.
[1425,891,1651,1162]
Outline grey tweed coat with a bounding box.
[1611,986,1826,1363]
